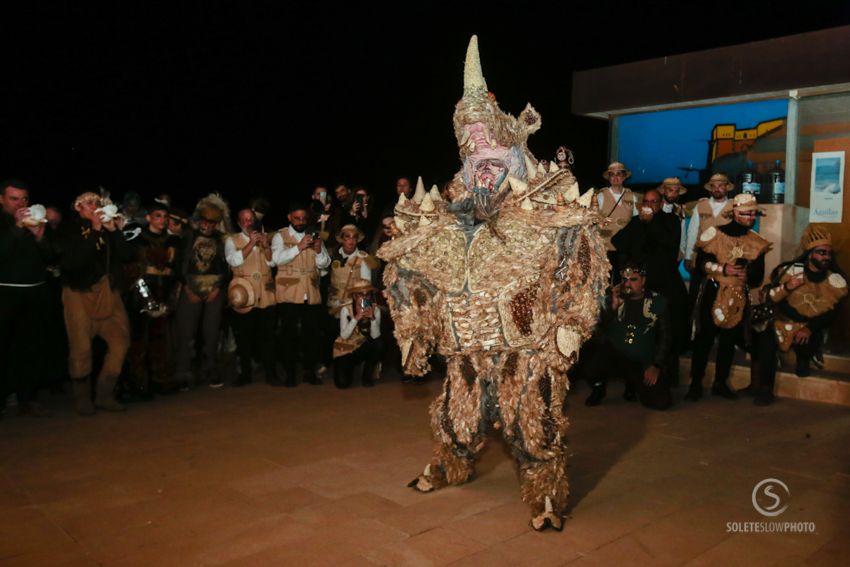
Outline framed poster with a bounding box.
[809,151,845,223]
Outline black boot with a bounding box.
[685,380,703,401]
[72,376,95,416]
[711,380,739,400]
[585,384,606,407]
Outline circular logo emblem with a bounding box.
[752,478,790,517]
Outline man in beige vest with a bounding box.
[597,161,638,280]
[271,202,331,386]
[684,173,734,267]
[327,224,378,317]
[226,209,281,387]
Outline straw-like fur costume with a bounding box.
[377,36,609,531]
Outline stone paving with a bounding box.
[1,376,848,566]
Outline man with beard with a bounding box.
[584,261,673,410]
[684,173,734,268]
[272,202,331,386]
[749,226,847,405]
[686,193,771,401]
[125,201,181,397]
[612,189,688,384]
[380,36,609,531]
[173,194,230,388]
[659,177,688,261]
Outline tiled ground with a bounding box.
[2,376,848,566]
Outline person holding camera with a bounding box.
[272,202,331,386]
[332,279,382,388]
[686,193,771,401]
[225,208,281,387]
[349,186,374,236]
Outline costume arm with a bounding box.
[746,254,766,288]
[315,242,331,270]
[370,307,381,339]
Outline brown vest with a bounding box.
[275,230,322,305]
[229,233,276,311]
[599,187,637,251]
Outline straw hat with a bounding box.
[727,193,765,217]
[703,173,735,191]
[657,177,687,195]
[336,224,365,243]
[602,161,631,180]
[228,277,256,314]
[345,278,375,298]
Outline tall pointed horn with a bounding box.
[412,176,427,203]
[429,184,442,202]
[463,35,487,95]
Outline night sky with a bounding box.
[4,1,850,222]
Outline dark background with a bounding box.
[3,1,850,222]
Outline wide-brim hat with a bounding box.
[228,277,256,314]
[336,224,365,243]
[602,161,631,180]
[726,193,766,217]
[345,278,375,297]
[704,173,735,191]
[657,177,687,195]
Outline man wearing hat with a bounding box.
[597,161,639,279]
[272,201,331,386]
[225,208,281,386]
[684,173,734,268]
[659,177,689,261]
[173,194,230,388]
[687,193,771,401]
[327,224,379,317]
[57,191,133,415]
[749,226,847,405]
[333,278,382,388]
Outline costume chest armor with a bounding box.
[599,188,635,251]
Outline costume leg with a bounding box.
[498,352,570,531]
[409,354,487,492]
[199,293,225,381]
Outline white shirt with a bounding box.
[339,304,381,340]
[271,226,331,271]
[685,198,728,261]
[225,232,274,268]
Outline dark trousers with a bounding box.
[334,337,382,388]
[586,338,672,410]
[279,302,323,382]
[690,321,745,386]
[231,306,278,381]
[174,291,225,380]
[754,327,824,394]
[0,284,50,403]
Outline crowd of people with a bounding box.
[0,156,846,418]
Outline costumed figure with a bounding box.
[749,226,847,405]
[377,36,609,531]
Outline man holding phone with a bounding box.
[272,202,331,386]
[687,193,771,401]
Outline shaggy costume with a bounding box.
[377,36,608,531]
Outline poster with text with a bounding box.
[809,151,844,223]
